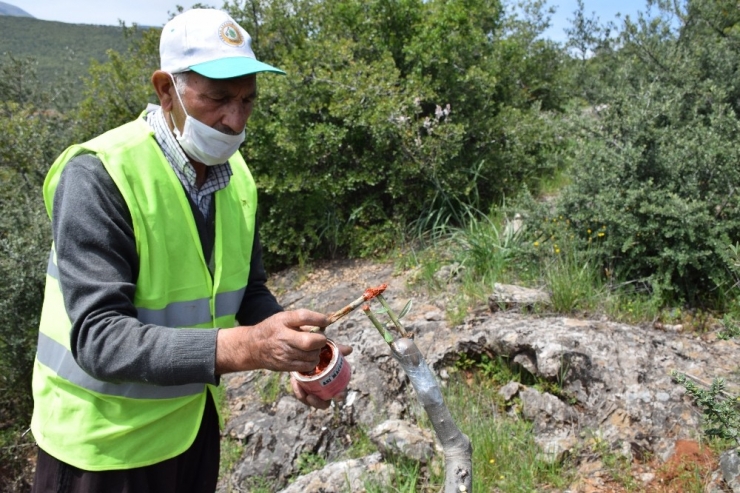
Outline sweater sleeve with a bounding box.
[236,225,284,326]
[54,154,219,385]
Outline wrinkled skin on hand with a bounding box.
[216,310,353,410]
[216,309,328,374]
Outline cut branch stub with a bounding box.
[360,285,474,493]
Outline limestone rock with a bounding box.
[488,283,551,312]
[277,453,393,493]
[368,419,435,463]
[721,448,740,493]
[217,261,740,491]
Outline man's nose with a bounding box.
[221,102,250,134]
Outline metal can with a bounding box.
[291,339,351,401]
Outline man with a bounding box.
[30,8,350,493]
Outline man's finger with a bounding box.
[306,394,331,410]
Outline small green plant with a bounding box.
[361,455,422,493]
[454,353,521,386]
[719,315,740,340]
[295,451,327,476]
[542,236,603,314]
[602,450,637,490]
[604,286,662,325]
[344,426,378,459]
[257,371,284,404]
[218,437,243,485]
[237,476,276,493]
[583,432,638,490]
[672,372,740,448]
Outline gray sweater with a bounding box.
[52,154,283,386]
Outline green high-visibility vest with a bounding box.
[31,115,256,470]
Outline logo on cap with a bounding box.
[218,21,245,47]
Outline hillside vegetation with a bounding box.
[0,15,142,92]
[1,0,739,491]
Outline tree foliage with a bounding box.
[13,0,740,486]
[0,16,136,102]
[217,0,571,265]
[537,0,740,305]
[0,56,74,491]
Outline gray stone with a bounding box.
[520,388,578,425]
[277,453,393,493]
[498,381,521,402]
[369,419,435,463]
[216,264,740,491]
[720,448,740,493]
[434,262,463,284]
[488,283,551,312]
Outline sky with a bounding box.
[7,0,650,40]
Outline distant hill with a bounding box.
[0,15,151,97]
[0,1,33,18]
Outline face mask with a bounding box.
[169,74,245,166]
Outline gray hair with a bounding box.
[171,71,190,94]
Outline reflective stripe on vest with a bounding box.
[35,332,205,399]
[46,251,246,327]
[32,115,257,470]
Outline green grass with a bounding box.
[362,456,423,493]
[256,371,286,404]
[345,426,379,459]
[393,206,740,492]
[435,372,571,492]
[218,437,244,488]
[542,243,604,315]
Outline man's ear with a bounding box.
[151,70,175,111]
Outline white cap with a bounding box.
[160,9,284,79]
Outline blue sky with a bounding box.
[543,0,650,42]
[8,0,650,40]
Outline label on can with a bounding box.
[321,356,344,386]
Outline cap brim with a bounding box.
[189,57,285,79]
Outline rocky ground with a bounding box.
[217,258,740,493]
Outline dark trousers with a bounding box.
[31,393,221,493]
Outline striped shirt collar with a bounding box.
[144,105,232,217]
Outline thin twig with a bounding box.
[309,283,388,333]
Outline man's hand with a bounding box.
[215,309,330,375]
[290,343,353,410]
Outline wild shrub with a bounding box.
[226,0,571,268]
[533,0,740,306]
[0,107,68,491]
[0,55,75,490]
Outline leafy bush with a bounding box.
[0,117,56,490]
[225,0,571,268]
[73,25,161,142]
[528,0,740,306]
[0,54,75,491]
[60,0,574,269]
